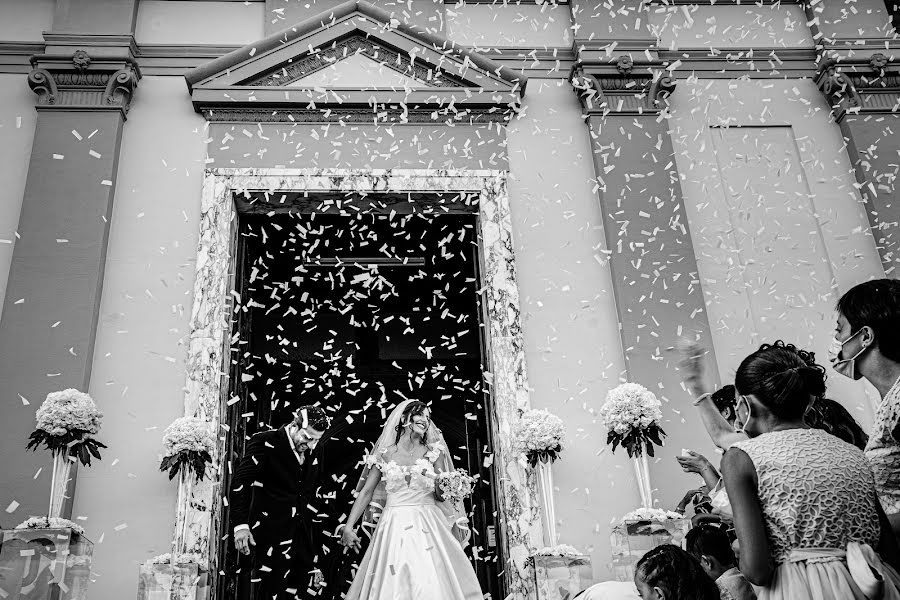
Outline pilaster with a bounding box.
[0,26,140,520]
[815,54,900,277]
[571,55,719,507]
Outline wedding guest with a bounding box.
[804,397,868,451]
[685,524,756,600]
[633,544,721,600]
[679,343,867,451]
[675,450,733,528]
[720,341,900,599]
[832,279,900,533]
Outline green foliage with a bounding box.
[26,429,106,466]
[606,423,666,458]
[159,450,212,482]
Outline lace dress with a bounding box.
[344,445,482,600]
[732,429,900,600]
[866,377,900,515]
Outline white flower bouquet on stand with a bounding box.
[599,383,666,509]
[158,417,215,561]
[26,389,106,519]
[1,517,94,600]
[527,544,592,600]
[514,408,565,547]
[138,553,208,600]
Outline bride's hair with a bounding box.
[395,400,430,445]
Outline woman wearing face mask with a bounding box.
[832,279,900,535]
[720,341,900,599]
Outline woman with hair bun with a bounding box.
[720,341,900,599]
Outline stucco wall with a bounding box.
[72,76,207,600]
[208,123,506,170]
[669,78,886,427]
[506,79,638,580]
[0,0,55,42]
[135,0,264,45]
[0,75,39,319]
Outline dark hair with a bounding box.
[685,524,736,568]
[293,405,331,432]
[804,397,869,450]
[837,279,900,363]
[395,401,430,445]
[734,341,827,420]
[711,385,736,418]
[635,544,721,600]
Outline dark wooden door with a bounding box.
[217,206,503,598]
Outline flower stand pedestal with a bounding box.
[136,563,208,600]
[610,518,690,581]
[0,527,93,600]
[531,554,593,600]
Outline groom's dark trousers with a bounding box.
[230,426,321,600]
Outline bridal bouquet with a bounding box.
[159,417,215,482]
[26,389,106,465]
[437,470,477,504]
[600,383,666,458]
[514,408,566,467]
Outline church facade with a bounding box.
[0,0,899,598]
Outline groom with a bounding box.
[230,405,332,599]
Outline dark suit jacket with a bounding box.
[230,426,322,570]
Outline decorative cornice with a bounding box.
[200,107,512,124]
[247,35,469,88]
[27,49,141,116]
[815,55,900,119]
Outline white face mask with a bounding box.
[734,395,752,434]
[828,329,867,380]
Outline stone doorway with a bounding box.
[176,169,544,599]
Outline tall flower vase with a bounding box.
[174,472,194,555]
[632,453,653,509]
[536,461,558,546]
[49,453,74,518]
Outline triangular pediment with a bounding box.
[284,51,427,89]
[184,0,526,123]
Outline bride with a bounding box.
[339,399,483,599]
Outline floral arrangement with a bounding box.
[622,507,683,523]
[145,552,204,567]
[600,383,666,458]
[533,544,583,558]
[526,544,585,567]
[437,470,478,504]
[26,389,106,465]
[16,516,85,535]
[159,417,215,482]
[514,408,565,467]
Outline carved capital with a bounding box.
[616,55,634,76]
[571,65,675,115]
[104,66,138,112]
[815,57,862,118]
[649,72,677,107]
[27,50,140,114]
[28,68,58,105]
[72,50,91,71]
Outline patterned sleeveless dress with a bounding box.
[865,377,900,515]
[732,428,900,600]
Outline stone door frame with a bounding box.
[176,167,543,597]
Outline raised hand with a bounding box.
[677,450,713,475]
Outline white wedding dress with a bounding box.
[345,445,483,600]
